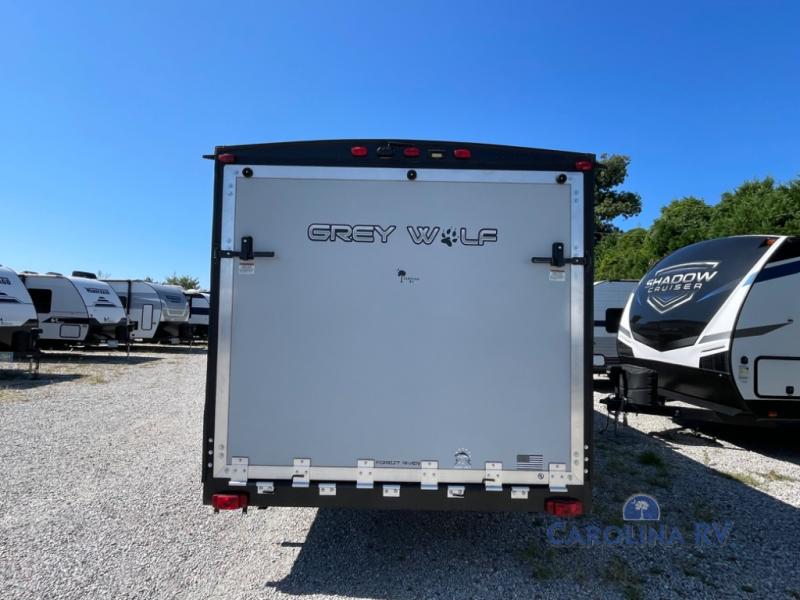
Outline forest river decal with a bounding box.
[644,261,720,314]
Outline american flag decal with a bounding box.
[516,454,544,470]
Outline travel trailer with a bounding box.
[203,139,594,514]
[185,290,210,339]
[105,280,165,341]
[610,235,800,427]
[593,280,637,373]
[150,283,191,343]
[20,272,128,348]
[0,265,39,358]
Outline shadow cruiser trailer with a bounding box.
[20,273,128,348]
[0,266,39,358]
[593,280,637,373]
[202,140,595,513]
[106,280,164,341]
[612,235,800,426]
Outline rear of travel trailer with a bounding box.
[203,140,594,513]
[593,280,637,373]
[186,290,210,339]
[0,266,40,358]
[149,284,191,343]
[21,273,128,348]
[613,235,800,426]
[106,280,164,341]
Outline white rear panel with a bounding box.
[214,166,585,487]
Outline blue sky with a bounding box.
[2,1,798,288]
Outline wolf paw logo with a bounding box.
[440,228,458,247]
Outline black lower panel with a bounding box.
[203,479,591,513]
[619,358,748,415]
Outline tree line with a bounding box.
[593,157,800,280]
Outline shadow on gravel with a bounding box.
[40,352,161,366]
[656,424,800,467]
[0,372,84,389]
[125,344,207,355]
[267,410,800,599]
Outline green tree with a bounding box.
[594,154,642,241]
[594,228,652,280]
[709,177,800,237]
[645,197,714,259]
[163,273,200,290]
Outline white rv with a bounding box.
[614,235,800,426]
[105,280,165,341]
[593,280,637,373]
[0,266,39,357]
[203,139,595,514]
[20,273,128,348]
[149,283,191,343]
[185,289,210,339]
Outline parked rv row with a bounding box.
[0,267,210,358]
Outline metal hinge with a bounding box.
[420,460,438,490]
[511,486,530,500]
[319,483,336,496]
[356,459,375,489]
[531,242,586,268]
[256,481,274,494]
[447,485,465,499]
[292,458,311,488]
[383,484,400,498]
[227,456,248,486]
[216,236,275,260]
[548,463,568,493]
[484,461,503,492]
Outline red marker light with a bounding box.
[211,493,248,511]
[545,498,583,517]
[453,148,471,159]
[218,153,236,164]
[403,147,421,158]
[575,160,593,171]
[351,146,368,157]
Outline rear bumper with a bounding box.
[202,478,591,513]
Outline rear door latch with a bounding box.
[216,236,275,260]
[531,242,586,268]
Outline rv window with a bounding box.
[119,295,128,309]
[28,288,52,313]
[605,308,624,333]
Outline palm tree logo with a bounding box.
[623,494,660,521]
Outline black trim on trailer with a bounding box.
[201,140,595,511]
[618,357,749,416]
[202,479,590,513]
[205,139,595,173]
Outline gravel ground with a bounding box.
[1,352,799,600]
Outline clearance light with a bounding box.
[351,146,368,157]
[218,154,236,164]
[768,410,778,417]
[212,493,248,512]
[575,160,593,171]
[453,148,471,159]
[404,147,421,158]
[429,150,444,159]
[545,498,583,517]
